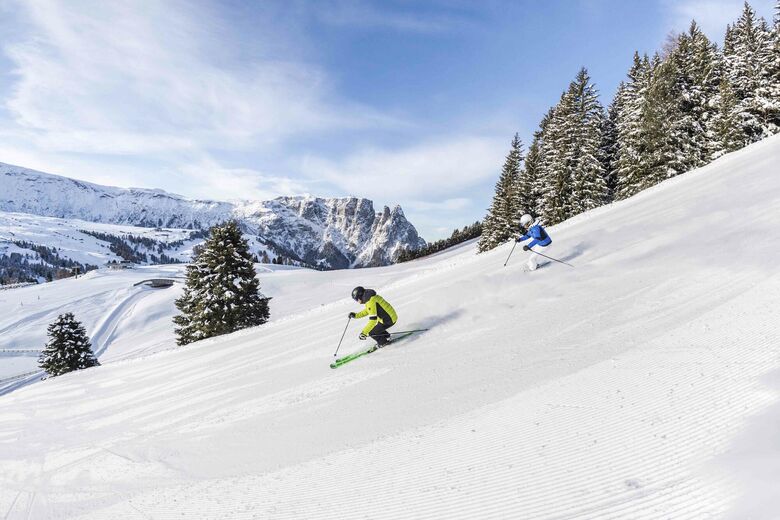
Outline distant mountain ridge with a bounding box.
[0,162,426,268]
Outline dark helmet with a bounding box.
[351,286,365,302]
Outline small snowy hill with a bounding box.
[0,163,426,268]
[1,135,780,519]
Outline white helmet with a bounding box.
[520,214,534,229]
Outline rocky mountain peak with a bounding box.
[0,162,426,269]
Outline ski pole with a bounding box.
[333,317,351,357]
[389,329,429,335]
[531,249,575,268]
[503,241,518,267]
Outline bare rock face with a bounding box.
[0,162,426,268]
[357,205,425,267]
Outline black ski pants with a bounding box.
[370,320,395,345]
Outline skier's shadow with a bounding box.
[391,309,464,346]
[537,241,587,268]
[558,241,587,263]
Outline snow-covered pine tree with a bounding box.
[505,133,525,231]
[615,52,677,199]
[600,82,623,201]
[723,3,780,142]
[642,53,680,186]
[537,93,574,224]
[478,206,500,255]
[615,53,652,200]
[710,77,747,157]
[567,68,609,215]
[38,312,99,377]
[776,0,780,27]
[477,134,524,252]
[526,106,556,218]
[761,2,780,132]
[665,22,722,170]
[536,68,607,223]
[517,133,542,216]
[173,220,269,345]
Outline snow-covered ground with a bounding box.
[1,135,779,518]
[0,211,200,266]
[0,266,182,388]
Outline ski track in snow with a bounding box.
[0,273,179,392]
[1,136,780,518]
[90,287,155,358]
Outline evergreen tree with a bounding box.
[398,221,482,262]
[504,133,525,230]
[711,77,747,157]
[615,53,660,199]
[173,221,270,345]
[763,2,780,131]
[601,82,623,200]
[776,0,780,27]
[38,313,99,377]
[537,94,573,224]
[723,3,780,142]
[536,68,607,223]
[644,52,683,182]
[666,22,722,170]
[568,68,609,215]
[517,134,542,215]
[478,135,524,252]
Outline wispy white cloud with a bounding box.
[405,198,472,212]
[177,156,313,202]
[660,0,771,41]
[301,136,507,202]
[1,0,393,157]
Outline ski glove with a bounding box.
[523,245,530,251]
[348,312,356,319]
[359,333,368,340]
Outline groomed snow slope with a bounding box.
[0,265,187,388]
[2,135,780,519]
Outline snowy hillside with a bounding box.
[1,135,779,518]
[0,211,202,274]
[0,162,426,268]
[0,211,286,284]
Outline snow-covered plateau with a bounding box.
[0,212,201,268]
[0,162,426,269]
[1,135,779,518]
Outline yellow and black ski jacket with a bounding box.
[354,289,397,335]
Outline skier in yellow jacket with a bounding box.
[348,286,397,346]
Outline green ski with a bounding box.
[330,330,425,369]
[329,345,378,369]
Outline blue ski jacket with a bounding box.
[518,224,551,249]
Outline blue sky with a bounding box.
[0,0,774,240]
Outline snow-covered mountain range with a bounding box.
[0,162,426,270]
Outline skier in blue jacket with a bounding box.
[516,214,552,271]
